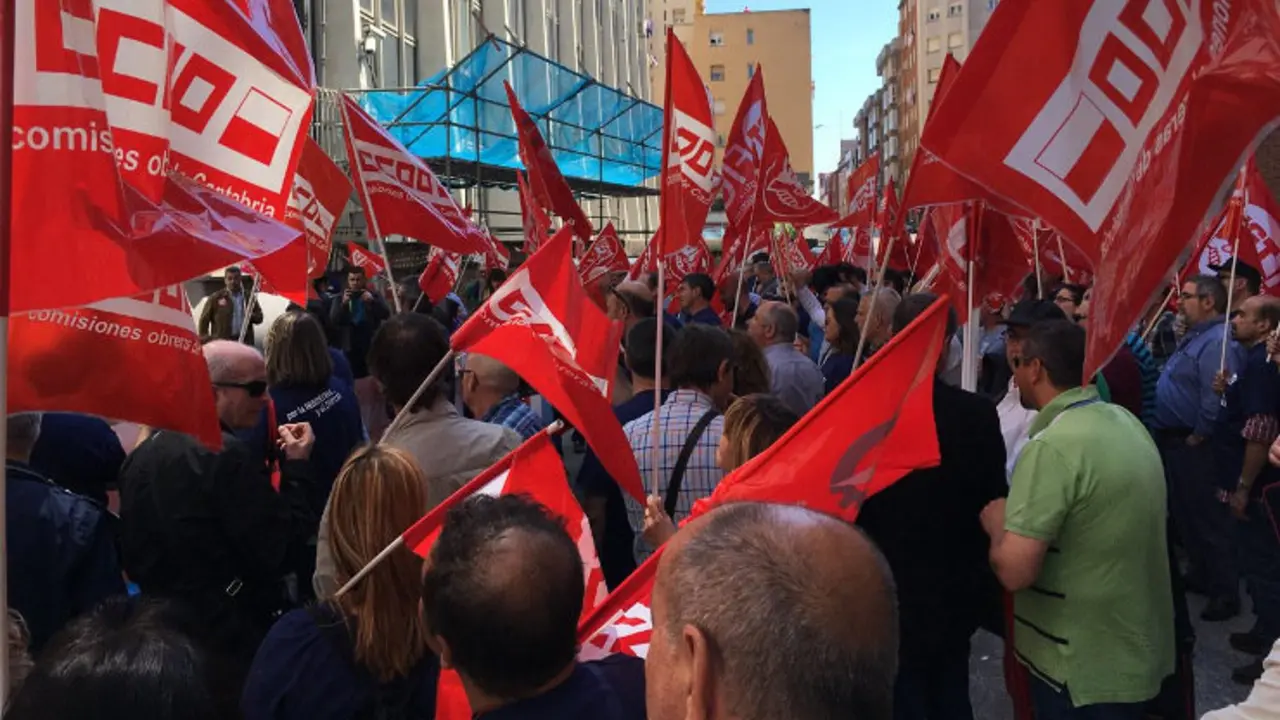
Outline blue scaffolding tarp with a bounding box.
[355,37,663,190]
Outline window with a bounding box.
[404,0,417,33]
[381,37,401,85]
[948,3,963,16]
[746,28,755,44]
[672,8,686,23]
[360,0,373,12]
[747,63,755,78]
[926,36,941,53]
[381,0,396,27]
[709,31,724,46]
[713,98,726,115]
[710,64,725,81]
[928,67,941,83]
[927,8,941,21]
[948,32,963,49]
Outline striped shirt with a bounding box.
[481,394,546,441]
[623,390,725,562]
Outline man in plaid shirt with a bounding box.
[460,353,545,441]
[623,324,736,562]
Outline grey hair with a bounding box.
[202,340,262,384]
[7,413,43,452]
[662,502,898,720]
[760,302,800,343]
[1189,274,1228,315]
[465,353,521,395]
[872,287,902,316]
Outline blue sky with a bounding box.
[704,0,898,176]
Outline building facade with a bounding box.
[876,37,902,187]
[301,0,656,252]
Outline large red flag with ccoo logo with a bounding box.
[14,0,315,312]
[690,295,949,521]
[721,67,769,231]
[347,244,386,275]
[418,247,462,305]
[8,285,222,449]
[340,95,489,256]
[504,82,593,243]
[917,0,1280,379]
[834,152,880,229]
[451,227,642,502]
[578,223,631,290]
[754,119,839,228]
[657,28,716,255]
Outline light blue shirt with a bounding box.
[1154,318,1242,437]
[763,342,825,417]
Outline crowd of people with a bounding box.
[5,248,1280,720]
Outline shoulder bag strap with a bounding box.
[664,409,720,519]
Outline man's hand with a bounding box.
[361,290,374,303]
[980,498,1007,539]
[642,494,678,549]
[1271,437,1280,468]
[277,423,315,461]
[790,269,812,288]
[1212,371,1228,396]
[1230,485,1250,521]
[1268,332,1280,362]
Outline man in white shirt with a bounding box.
[996,299,1068,481]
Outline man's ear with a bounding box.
[428,634,452,667]
[684,624,716,720]
[717,359,732,386]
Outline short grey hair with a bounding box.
[1189,274,1228,315]
[465,353,521,395]
[7,413,43,452]
[202,340,263,384]
[760,302,800,343]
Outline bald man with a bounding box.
[608,280,657,331]
[747,301,825,416]
[422,494,646,718]
[118,340,317,667]
[461,352,545,440]
[647,502,898,720]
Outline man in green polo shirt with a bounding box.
[980,320,1173,718]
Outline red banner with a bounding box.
[658,28,716,255]
[517,171,553,255]
[578,223,630,290]
[918,0,1280,378]
[721,67,769,230]
[418,247,462,305]
[9,285,221,449]
[340,95,488,256]
[347,244,386,275]
[833,152,880,229]
[754,119,839,227]
[505,82,593,243]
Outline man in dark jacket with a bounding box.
[119,341,316,668]
[6,412,124,652]
[856,293,1008,720]
[198,266,263,344]
[329,266,391,380]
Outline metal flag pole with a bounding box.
[1220,229,1241,373]
[1032,225,1043,299]
[339,98,402,313]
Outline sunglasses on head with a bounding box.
[214,380,268,398]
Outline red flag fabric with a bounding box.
[577,549,661,661]
[721,68,770,230]
[1242,161,1280,294]
[917,0,1280,379]
[14,0,315,312]
[1010,219,1094,287]
[269,139,353,302]
[843,228,875,269]
[347,244,386,275]
[9,285,222,449]
[690,295,949,521]
[418,248,462,305]
[833,153,880,229]
[658,28,716,255]
[814,235,844,268]
[340,95,488,256]
[772,231,818,278]
[517,171,553,255]
[505,82,593,243]
[479,230,511,272]
[630,233,713,294]
[451,227,641,502]
[755,119,840,228]
[876,178,913,270]
[712,224,771,287]
[579,223,631,290]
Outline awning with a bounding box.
[350,36,663,198]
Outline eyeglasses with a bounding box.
[1179,292,1208,301]
[214,380,267,398]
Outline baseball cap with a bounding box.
[1003,298,1067,327]
[1209,260,1262,287]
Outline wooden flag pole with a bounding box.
[381,350,456,440]
[339,99,402,313]
[1220,230,1242,373]
[238,288,260,344]
[851,234,897,372]
[651,257,667,506]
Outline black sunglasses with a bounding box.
[214,380,268,398]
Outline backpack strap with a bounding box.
[664,409,719,519]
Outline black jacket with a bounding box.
[328,292,391,378]
[118,429,314,662]
[6,462,124,652]
[856,381,1008,665]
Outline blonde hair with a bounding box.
[720,394,800,471]
[265,312,332,387]
[326,445,430,682]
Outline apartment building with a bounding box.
[299,0,656,251]
[647,0,702,101]
[876,38,902,187]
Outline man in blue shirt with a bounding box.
[1154,274,1245,621]
[460,353,546,441]
[675,273,722,327]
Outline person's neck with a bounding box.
[468,390,505,420]
[685,299,709,315]
[767,338,792,350]
[1031,385,1070,412]
[465,661,577,714]
[631,376,658,394]
[5,451,29,465]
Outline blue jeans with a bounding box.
[1029,676,1147,720]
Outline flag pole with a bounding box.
[960,202,984,392]
[651,258,666,504]
[339,99,402,313]
[1220,228,1241,374]
[0,0,16,700]
[851,234,897,371]
[1055,233,1072,284]
[238,287,260,344]
[381,350,456,440]
[1032,225,1043,299]
[654,27,675,511]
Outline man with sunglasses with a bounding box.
[119,340,317,673]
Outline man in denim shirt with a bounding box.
[1154,274,1245,621]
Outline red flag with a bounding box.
[658,29,716,255]
[418,248,462,304]
[505,82,593,243]
[1242,160,1280,294]
[843,228,874,269]
[876,178,913,270]
[579,223,631,290]
[340,95,488,256]
[14,0,315,312]
[577,550,661,661]
[347,244,386,275]
[772,231,818,278]
[451,227,642,502]
[480,230,511,272]
[517,171,553,255]
[9,286,222,449]
[630,233,713,294]
[833,153,880,229]
[917,0,1280,378]
[814,235,844,268]
[754,119,840,227]
[721,67,769,230]
[712,224,771,286]
[690,295,949,521]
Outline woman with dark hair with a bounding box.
[7,597,231,720]
[640,393,799,548]
[265,311,365,516]
[242,446,438,720]
[728,328,771,397]
[821,296,861,394]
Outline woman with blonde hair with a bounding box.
[242,446,438,720]
[642,393,799,547]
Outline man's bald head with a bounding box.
[202,339,264,384]
[203,340,267,430]
[609,281,656,323]
[648,502,898,720]
[422,495,583,701]
[465,353,521,396]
